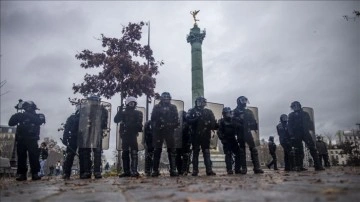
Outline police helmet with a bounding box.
[22,101,38,111]
[280,114,288,122]
[195,96,207,107]
[222,107,232,117]
[237,96,249,105]
[87,94,101,101]
[290,101,302,111]
[160,92,171,100]
[125,96,137,106]
[269,136,274,141]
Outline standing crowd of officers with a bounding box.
[8,93,328,181]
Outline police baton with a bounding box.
[60,138,79,157]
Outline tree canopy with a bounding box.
[73,21,163,100]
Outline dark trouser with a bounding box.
[293,140,305,170]
[176,146,191,174]
[92,147,102,174]
[222,139,241,173]
[268,152,278,169]
[281,143,292,171]
[152,130,177,175]
[319,154,330,167]
[191,133,215,175]
[145,148,154,175]
[237,132,261,171]
[63,141,78,176]
[16,138,40,175]
[78,148,92,176]
[122,136,139,175]
[293,133,322,170]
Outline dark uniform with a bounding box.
[232,96,264,174]
[217,107,241,174]
[175,111,192,175]
[8,101,45,181]
[288,101,324,171]
[266,136,278,170]
[114,97,143,177]
[151,92,179,177]
[276,114,293,171]
[316,136,330,167]
[187,97,217,176]
[144,120,154,176]
[62,109,80,179]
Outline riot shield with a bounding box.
[153,99,184,149]
[303,107,316,143]
[206,102,224,150]
[101,101,111,150]
[78,99,111,149]
[247,106,260,147]
[116,106,146,151]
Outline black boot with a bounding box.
[32,173,41,181]
[130,150,139,177]
[144,150,153,176]
[119,150,131,177]
[182,153,190,176]
[192,150,199,176]
[250,147,264,174]
[16,174,27,181]
[168,150,179,177]
[151,149,161,177]
[204,149,216,176]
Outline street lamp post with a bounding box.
[145,21,150,121]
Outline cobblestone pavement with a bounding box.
[0,167,359,202]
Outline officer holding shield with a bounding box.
[78,95,109,179]
[232,96,264,174]
[150,92,179,177]
[288,101,324,171]
[187,96,217,176]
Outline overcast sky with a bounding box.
[1,1,359,163]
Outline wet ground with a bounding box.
[0,167,359,202]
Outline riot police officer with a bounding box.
[266,136,278,170]
[316,136,330,168]
[288,101,324,171]
[62,105,80,180]
[217,107,241,174]
[114,96,143,177]
[150,92,179,177]
[232,96,264,174]
[78,95,109,179]
[144,120,154,176]
[9,100,46,181]
[175,111,192,175]
[276,114,293,171]
[187,96,217,176]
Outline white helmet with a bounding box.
[125,96,137,105]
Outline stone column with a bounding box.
[187,24,206,106]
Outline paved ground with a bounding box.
[0,167,359,202]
